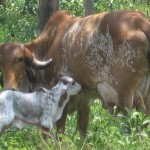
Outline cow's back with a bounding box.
[55,11,149,89]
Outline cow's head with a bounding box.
[0,42,53,90]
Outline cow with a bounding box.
[0,10,150,138]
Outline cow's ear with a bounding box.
[25,67,37,92]
[37,87,48,93]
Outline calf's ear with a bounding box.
[37,87,48,93]
[59,90,67,107]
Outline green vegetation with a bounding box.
[0,100,150,150]
[0,0,38,43]
[0,0,149,43]
[0,0,150,149]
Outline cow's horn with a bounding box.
[24,47,53,69]
[30,57,53,69]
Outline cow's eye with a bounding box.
[17,57,24,63]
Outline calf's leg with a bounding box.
[56,105,68,134]
[0,114,14,135]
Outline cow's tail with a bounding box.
[147,41,150,65]
[135,14,150,64]
[142,23,150,64]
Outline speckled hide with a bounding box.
[0,77,81,140]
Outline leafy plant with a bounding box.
[0,0,38,44]
[60,0,84,16]
[118,108,150,134]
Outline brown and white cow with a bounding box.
[0,10,150,137]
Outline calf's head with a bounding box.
[59,76,82,107]
[0,42,53,90]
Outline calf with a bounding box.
[0,76,82,144]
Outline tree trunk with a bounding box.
[38,0,59,32]
[0,0,6,6]
[24,0,30,7]
[84,0,93,16]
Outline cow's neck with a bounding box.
[25,11,70,60]
[25,35,50,60]
[24,35,54,89]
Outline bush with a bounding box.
[0,0,38,44]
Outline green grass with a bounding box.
[0,100,150,150]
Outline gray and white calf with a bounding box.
[0,76,82,142]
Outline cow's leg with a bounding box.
[134,97,147,114]
[119,90,135,115]
[145,95,150,115]
[97,81,119,114]
[56,105,68,134]
[77,102,90,138]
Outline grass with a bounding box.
[0,100,150,150]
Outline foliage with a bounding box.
[60,0,84,16]
[60,0,150,18]
[0,0,150,150]
[0,0,38,44]
[0,0,150,44]
[118,108,150,134]
[0,100,150,150]
[94,0,150,17]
